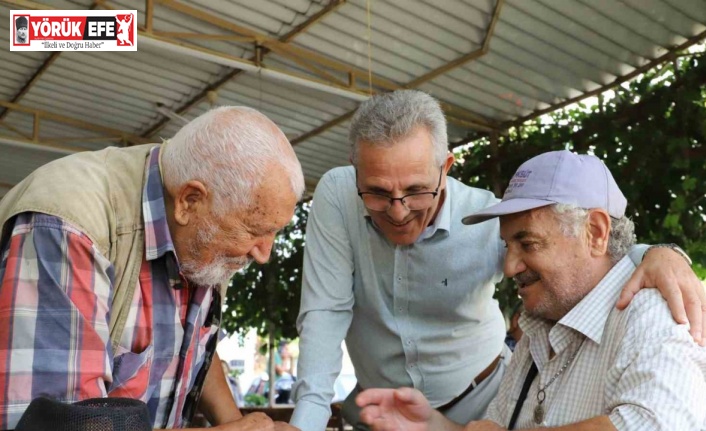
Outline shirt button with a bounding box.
[397,276,402,281]
[406,340,412,345]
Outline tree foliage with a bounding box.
[450,55,706,313]
[223,54,706,335]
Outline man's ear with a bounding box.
[587,209,611,257]
[173,180,208,226]
[443,152,454,174]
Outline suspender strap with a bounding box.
[508,360,538,430]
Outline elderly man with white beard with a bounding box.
[0,107,304,431]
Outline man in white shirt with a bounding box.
[356,150,706,430]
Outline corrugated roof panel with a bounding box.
[420,78,530,120]
[21,91,147,129]
[449,62,557,107]
[187,0,292,36]
[0,16,51,98]
[1,0,704,192]
[108,0,254,56]
[509,4,639,70]
[662,0,706,24]
[270,0,318,15]
[587,0,680,44]
[294,122,351,181]
[399,0,487,49]
[5,111,120,145]
[342,6,461,61]
[228,0,327,31]
[0,144,68,186]
[532,0,661,57]
[620,0,705,37]
[293,28,419,83]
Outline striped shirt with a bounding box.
[485,255,706,430]
[0,146,219,429]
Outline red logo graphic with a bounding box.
[115,14,134,46]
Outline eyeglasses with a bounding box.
[357,165,444,212]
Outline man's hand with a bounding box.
[465,420,506,431]
[356,387,437,431]
[274,422,300,431]
[214,412,275,431]
[618,246,706,346]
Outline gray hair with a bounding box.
[551,204,636,263]
[161,106,305,216]
[349,90,448,166]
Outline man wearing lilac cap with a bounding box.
[461,150,628,225]
[357,150,706,431]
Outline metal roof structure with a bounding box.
[1,0,705,197]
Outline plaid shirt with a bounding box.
[0,146,219,429]
[485,256,706,430]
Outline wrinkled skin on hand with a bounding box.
[215,412,274,431]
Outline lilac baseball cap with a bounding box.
[461,150,627,225]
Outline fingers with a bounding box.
[356,388,396,407]
[626,246,705,345]
[393,387,424,405]
[696,281,706,347]
[681,275,703,344]
[359,405,383,425]
[370,417,403,431]
[621,265,689,325]
[660,273,689,325]
[617,268,643,310]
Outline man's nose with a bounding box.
[503,249,526,279]
[386,199,410,222]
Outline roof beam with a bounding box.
[0,135,84,155]
[147,0,493,123]
[0,120,33,140]
[505,29,706,129]
[406,0,504,88]
[292,0,505,145]
[0,101,151,146]
[140,0,347,139]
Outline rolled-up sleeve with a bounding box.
[0,213,114,430]
[290,172,356,431]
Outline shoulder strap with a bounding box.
[508,360,538,430]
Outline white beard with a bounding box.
[180,218,253,286]
[181,255,252,287]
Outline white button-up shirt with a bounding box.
[486,255,706,430]
[291,166,507,430]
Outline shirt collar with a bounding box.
[520,255,635,346]
[142,145,177,261]
[557,255,635,344]
[417,187,451,241]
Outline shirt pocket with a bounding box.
[109,343,154,401]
